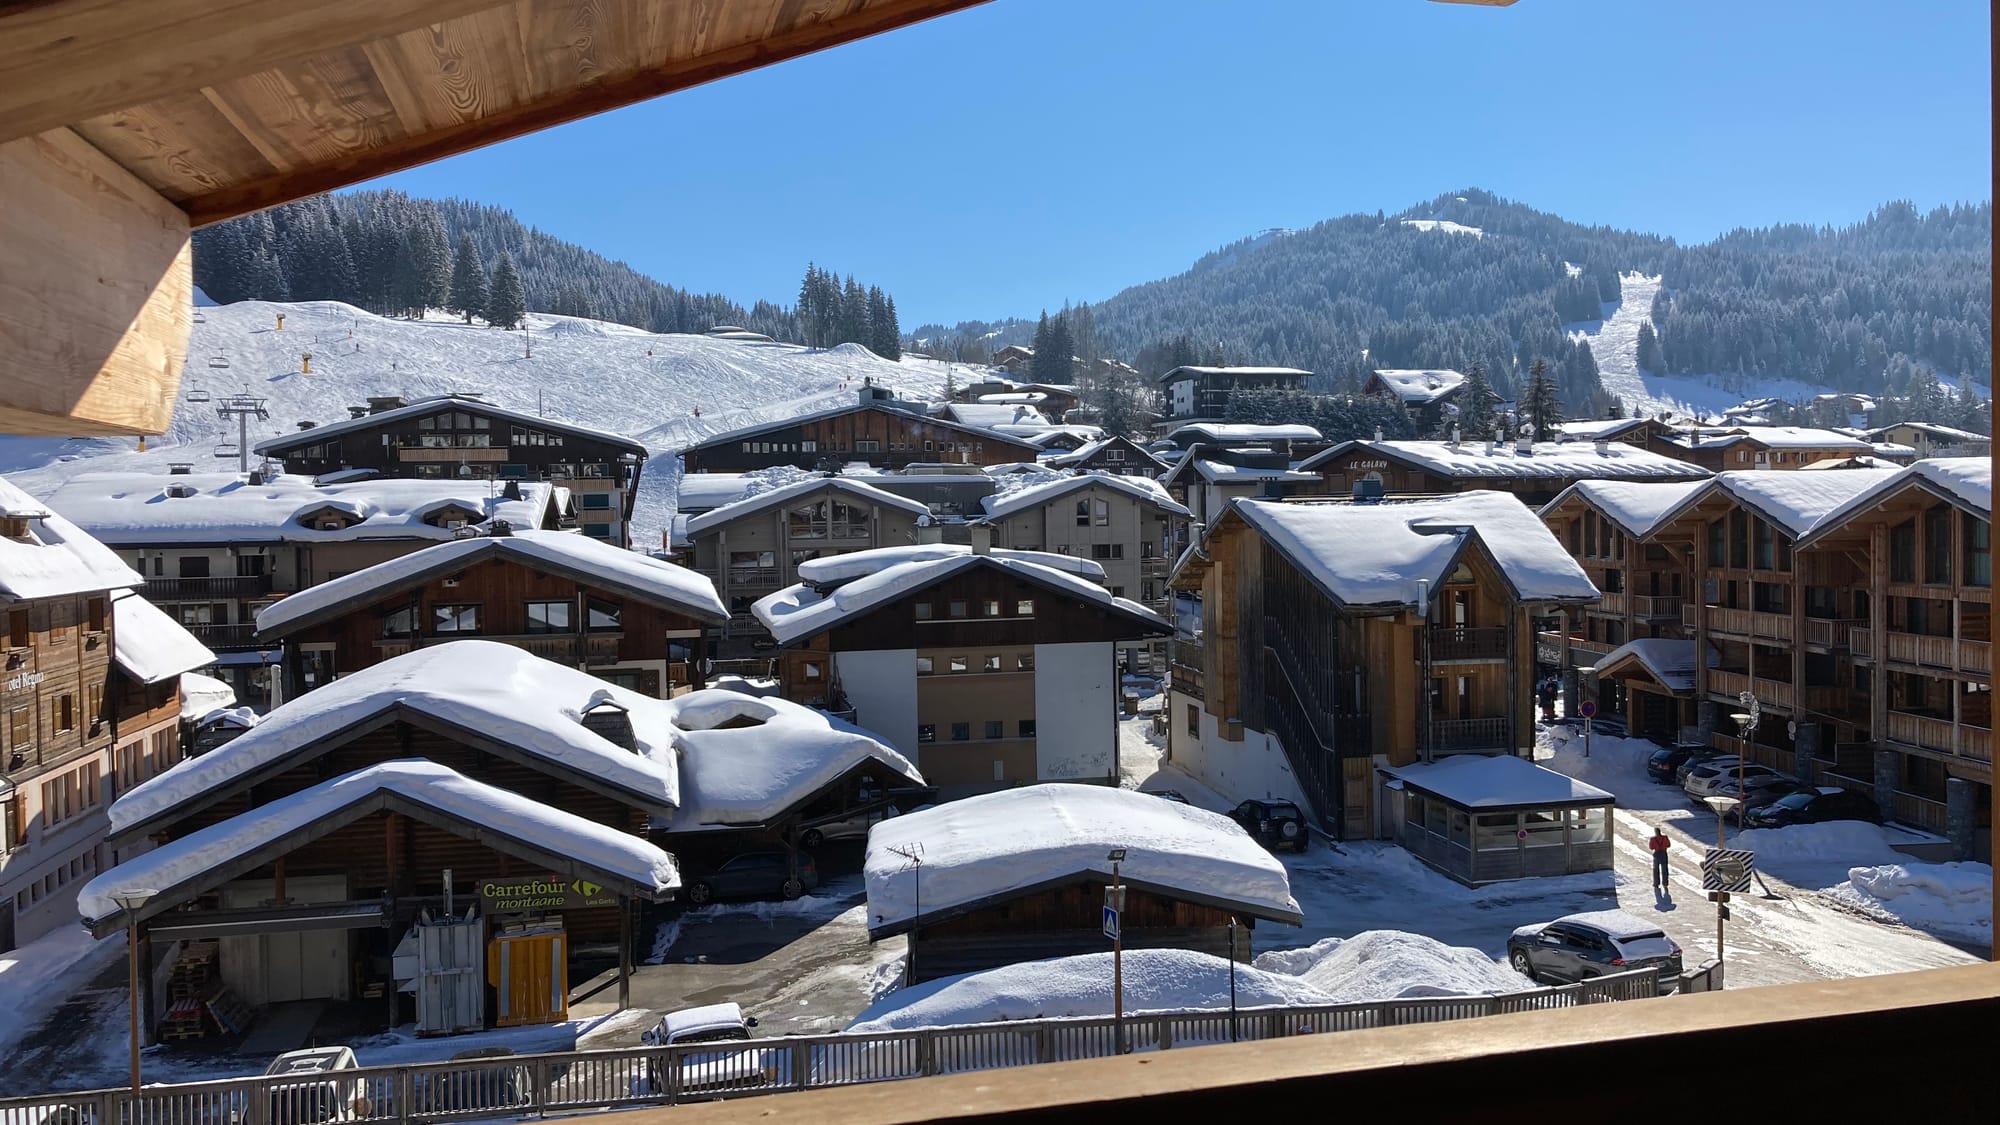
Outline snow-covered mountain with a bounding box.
[0,300,961,551]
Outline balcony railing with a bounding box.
[1802,618,1865,649]
[144,574,273,600]
[1630,594,1683,619]
[181,621,256,648]
[1429,626,1509,662]
[707,566,783,588]
[1707,670,1795,711]
[1168,640,1205,701]
[1884,711,1993,761]
[1534,632,1611,666]
[1882,631,1992,676]
[1427,716,1510,754]
[1699,605,1793,642]
[1892,790,1950,833]
[374,633,622,665]
[1596,591,1628,617]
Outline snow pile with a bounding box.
[1535,726,1670,811]
[1253,930,1533,1001]
[662,690,923,827]
[178,671,239,720]
[848,949,1334,1032]
[1826,862,1993,945]
[1731,822,1906,869]
[864,784,1302,933]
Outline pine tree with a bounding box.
[416,208,451,312]
[866,286,892,356]
[1636,320,1663,372]
[1457,361,1495,439]
[1034,314,1073,385]
[486,252,526,330]
[449,234,487,323]
[798,264,821,346]
[879,295,902,360]
[1523,356,1562,439]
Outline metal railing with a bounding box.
[0,972,1659,1124]
[1428,716,1510,753]
[145,575,273,600]
[1428,626,1508,662]
[1630,594,1683,619]
[181,622,258,648]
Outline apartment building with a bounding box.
[1159,446,1320,532]
[1167,491,1600,845]
[753,542,1169,799]
[1298,436,1709,508]
[1650,425,1874,472]
[678,385,1041,473]
[1158,366,1311,425]
[1043,436,1169,477]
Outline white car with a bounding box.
[643,1003,787,1097]
[1685,761,1783,800]
[262,1046,368,1124]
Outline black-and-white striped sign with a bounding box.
[1701,848,1756,892]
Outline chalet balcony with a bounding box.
[1883,711,1993,762]
[1630,594,1683,619]
[182,622,257,649]
[374,633,623,665]
[1803,618,1866,649]
[706,566,783,588]
[1141,556,1172,578]
[1428,626,1509,662]
[1427,716,1510,754]
[1696,605,1793,643]
[1853,630,1993,677]
[1705,670,1833,714]
[1596,591,1628,617]
[144,574,273,600]
[1168,640,1205,701]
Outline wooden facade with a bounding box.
[1048,436,1170,477]
[681,402,1041,473]
[1300,442,1709,508]
[907,880,1249,983]
[1649,432,1871,472]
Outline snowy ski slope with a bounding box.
[0,300,959,551]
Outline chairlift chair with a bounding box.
[184,388,212,404]
[208,354,230,369]
[213,442,240,459]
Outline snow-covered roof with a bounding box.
[1796,458,1993,548]
[1183,459,1320,485]
[754,546,1165,646]
[180,671,238,721]
[1555,418,1657,440]
[253,529,725,636]
[684,477,930,537]
[1367,369,1466,404]
[672,473,758,514]
[1670,426,1873,452]
[41,471,554,546]
[1045,437,1167,470]
[662,691,923,828]
[1228,492,1599,609]
[863,784,1302,936]
[79,760,679,922]
[1166,423,1323,446]
[1538,478,1713,540]
[1383,755,1612,808]
[0,476,144,602]
[110,641,685,837]
[980,473,1191,522]
[1593,639,1717,694]
[1666,467,1905,539]
[1158,365,1312,385]
[111,593,215,684]
[944,403,1051,430]
[683,402,1040,454]
[1299,439,1708,482]
[254,394,646,457]
[1866,421,1989,444]
[974,392,1047,405]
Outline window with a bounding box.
[583,523,613,540]
[1966,514,1990,588]
[914,602,933,621]
[177,555,210,579]
[1017,652,1035,672]
[431,603,480,634]
[1706,519,1726,568]
[916,656,934,675]
[8,608,27,649]
[48,601,71,643]
[55,694,74,733]
[949,656,968,674]
[1924,505,1953,585]
[581,493,612,510]
[985,720,1004,739]
[86,598,105,633]
[804,661,823,681]
[1107,448,1125,462]
[1075,500,1091,528]
[1090,544,1123,560]
[1015,598,1034,616]
[1728,510,1748,570]
[918,725,935,743]
[1890,521,1917,583]
[1754,518,1775,571]
[948,601,968,618]
[86,684,103,730]
[983,655,1001,672]
[1111,586,1125,598]
[950,722,970,741]
[982,599,1001,616]
[854,439,881,453]
[1020,719,1038,738]
[526,601,571,633]
[8,707,29,750]
[1186,704,1199,736]
[587,598,622,631]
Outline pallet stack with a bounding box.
[158,941,221,1040]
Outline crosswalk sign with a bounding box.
[1103,905,1120,941]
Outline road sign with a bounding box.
[1102,905,1120,941]
[1578,700,1597,719]
[1701,848,1756,893]
[480,875,618,913]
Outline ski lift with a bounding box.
[213,442,241,459]
[184,387,211,404]
[208,354,230,369]
[193,310,207,324]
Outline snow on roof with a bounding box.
[662,691,923,828]
[1300,440,1708,481]
[863,784,1302,934]
[254,529,725,636]
[1368,369,1466,404]
[1868,421,1989,444]
[1555,418,1655,439]
[945,403,1051,429]
[1594,639,1717,693]
[672,473,758,514]
[79,760,679,921]
[179,671,238,720]
[1798,458,1992,548]
[41,471,553,546]
[974,392,1047,405]
[847,949,1334,1033]
[755,547,1163,646]
[1231,492,1598,609]
[1383,755,1613,808]
[1539,478,1712,539]
[1693,467,1905,538]
[980,472,1191,522]
[1158,365,1313,385]
[110,641,684,835]
[1547,910,1668,941]
[684,476,930,537]
[1675,426,1873,452]
[0,476,144,602]
[254,395,645,456]
[1167,423,1323,445]
[1186,459,1319,485]
[111,593,215,684]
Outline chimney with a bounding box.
[916,523,945,545]
[1450,425,1461,447]
[348,406,369,419]
[1595,439,1611,456]
[246,469,265,486]
[579,695,636,751]
[367,395,408,414]
[168,463,193,476]
[1516,431,1532,455]
[1484,439,1495,456]
[501,480,522,501]
[298,421,317,430]
[970,524,993,555]
[1373,426,1384,442]
[488,518,513,536]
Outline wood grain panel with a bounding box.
[362,14,529,136]
[205,47,408,171]
[71,92,282,205]
[0,129,189,435]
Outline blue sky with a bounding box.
[358,0,1991,328]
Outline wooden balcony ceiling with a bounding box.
[4,0,993,226]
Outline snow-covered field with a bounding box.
[0,300,961,550]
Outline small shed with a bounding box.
[1383,756,1614,884]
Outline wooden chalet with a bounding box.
[1296,437,1709,508]
[680,388,1042,473]
[253,528,726,699]
[1649,426,1875,473]
[1168,492,1599,843]
[1044,436,1171,477]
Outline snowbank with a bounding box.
[1730,822,1906,869]
[1536,725,1665,809]
[848,949,1334,1032]
[1252,930,1533,1002]
[1826,862,1993,946]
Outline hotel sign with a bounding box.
[479,875,618,913]
[5,671,46,692]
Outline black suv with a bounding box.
[1228,799,1310,852]
[1745,787,1884,828]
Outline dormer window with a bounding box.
[0,517,27,540]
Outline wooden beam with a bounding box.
[0,128,189,435]
[0,0,505,148]
[181,0,993,226]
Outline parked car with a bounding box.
[1646,745,1722,783]
[1507,910,1683,992]
[1694,766,1796,804]
[412,1047,533,1115]
[799,805,897,849]
[1676,753,1739,787]
[1227,799,1310,852]
[684,852,819,905]
[262,1046,367,1124]
[1151,790,1192,805]
[643,1003,785,1097]
[1683,761,1777,800]
[1746,787,1885,828]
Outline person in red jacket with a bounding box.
[1649,826,1672,891]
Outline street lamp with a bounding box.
[1227,916,1240,1043]
[110,887,157,1092]
[1106,849,1127,1054]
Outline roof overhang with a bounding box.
[867,868,1303,941]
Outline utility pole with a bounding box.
[1227,916,1239,1043]
[1107,848,1127,1054]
